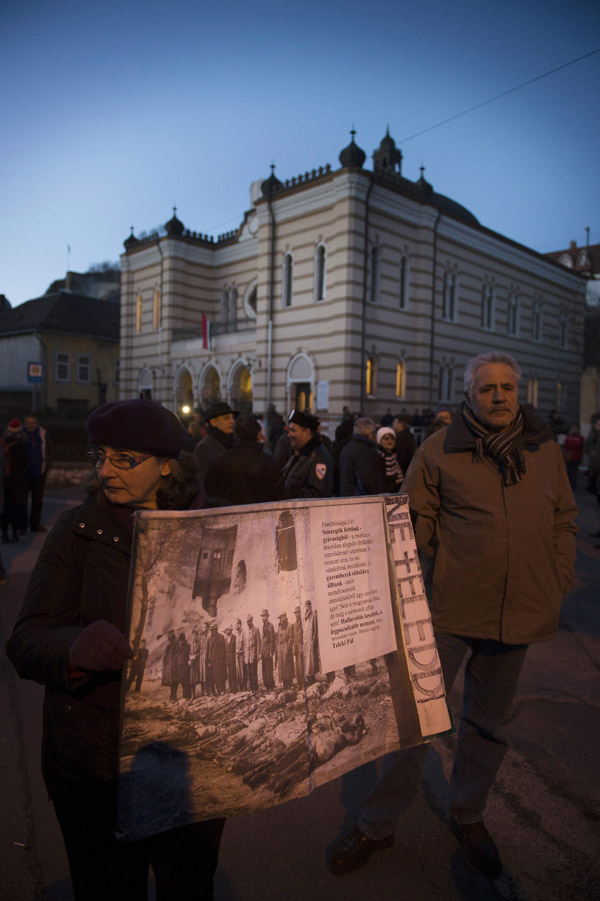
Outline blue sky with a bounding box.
[2,0,599,306]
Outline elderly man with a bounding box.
[193,401,238,483]
[328,352,577,879]
[282,410,333,499]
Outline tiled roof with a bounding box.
[0,291,120,340]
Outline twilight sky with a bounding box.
[2,0,599,307]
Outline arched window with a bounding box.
[153,289,160,330]
[532,300,542,342]
[136,293,142,333]
[220,289,229,325]
[228,288,238,329]
[243,280,257,320]
[481,284,494,330]
[396,361,406,399]
[399,255,409,310]
[366,356,376,396]
[442,270,458,321]
[282,253,293,307]
[314,244,326,302]
[369,245,380,303]
[508,293,519,336]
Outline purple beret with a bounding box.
[86,399,187,458]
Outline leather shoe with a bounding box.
[327,825,394,875]
[451,819,502,878]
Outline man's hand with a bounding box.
[69,620,133,672]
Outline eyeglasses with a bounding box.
[87,450,152,470]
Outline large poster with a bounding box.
[117,496,451,842]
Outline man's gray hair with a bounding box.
[464,352,522,394]
[353,417,377,437]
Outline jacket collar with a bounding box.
[70,491,134,554]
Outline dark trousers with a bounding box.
[28,472,47,529]
[53,783,225,901]
[262,654,274,689]
[247,661,258,690]
[359,634,528,838]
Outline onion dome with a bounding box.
[165,207,185,236]
[261,164,283,197]
[123,226,140,250]
[339,130,366,169]
[373,127,402,172]
[415,166,433,198]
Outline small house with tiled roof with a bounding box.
[0,287,120,418]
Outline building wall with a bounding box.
[120,166,585,428]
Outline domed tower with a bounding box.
[373,128,402,174]
[165,207,185,236]
[338,130,366,169]
[261,164,283,197]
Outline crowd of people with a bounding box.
[3,351,596,896]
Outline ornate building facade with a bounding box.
[119,130,585,429]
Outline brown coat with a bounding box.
[403,404,577,645]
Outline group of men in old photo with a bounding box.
[157,602,319,701]
[5,350,587,898]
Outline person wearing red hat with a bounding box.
[6,398,224,900]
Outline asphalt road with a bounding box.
[1,485,599,901]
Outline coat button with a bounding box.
[113,536,120,542]
[79,523,85,529]
[96,529,103,535]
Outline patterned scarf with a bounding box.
[462,403,527,486]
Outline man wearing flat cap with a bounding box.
[193,401,238,484]
[282,410,333,499]
[260,608,276,690]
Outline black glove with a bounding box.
[69,619,133,672]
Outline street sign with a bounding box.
[28,362,44,383]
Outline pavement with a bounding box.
[1,484,599,901]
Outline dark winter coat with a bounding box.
[203,440,285,505]
[194,427,233,483]
[282,436,333,499]
[6,492,133,794]
[339,434,384,496]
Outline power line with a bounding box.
[399,47,600,143]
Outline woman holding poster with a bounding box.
[6,399,225,901]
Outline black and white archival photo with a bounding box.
[117,496,451,841]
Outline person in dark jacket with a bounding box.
[1,419,29,542]
[282,410,333,499]
[24,414,53,531]
[193,401,238,483]
[332,417,354,496]
[204,414,285,505]
[392,413,416,473]
[6,398,225,900]
[339,418,384,496]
